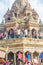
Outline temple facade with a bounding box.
[0,0,43,65]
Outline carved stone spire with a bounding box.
[11,0,29,9]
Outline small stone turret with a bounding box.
[32,9,39,22]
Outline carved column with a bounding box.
[31,53,33,63]
[6,53,8,61]
[38,53,40,62]
[14,53,16,65]
[23,53,25,63]
[37,29,38,39]
[39,53,41,64]
[29,30,32,38]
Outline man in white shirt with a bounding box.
[24,28,28,37]
[16,28,21,38]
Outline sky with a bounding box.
[0,0,43,23]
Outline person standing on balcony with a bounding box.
[32,29,37,38]
[8,29,14,39]
[0,32,3,40]
[3,32,8,40]
[24,28,28,37]
[16,27,21,38]
[21,28,24,37]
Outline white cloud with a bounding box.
[29,0,43,21]
[0,2,5,22]
[36,4,43,21]
[0,2,4,11]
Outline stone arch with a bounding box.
[16,51,23,54]
[16,51,23,64]
[25,51,31,55]
[8,28,14,38]
[31,28,37,38]
[8,51,14,62]
[33,51,39,64]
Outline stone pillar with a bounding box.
[31,53,33,63]
[17,14,18,18]
[23,53,25,63]
[39,53,41,64]
[38,53,40,62]
[6,53,8,61]
[14,53,16,65]
[29,30,32,38]
[37,30,38,39]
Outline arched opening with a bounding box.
[16,51,23,65]
[8,29,14,38]
[25,51,31,63]
[32,28,37,38]
[33,51,39,63]
[33,51,39,59]
[33,51,39,64]
[8,52,14,62]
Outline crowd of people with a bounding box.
[0,27,42,40]
[0,27,29,40]
[1,59,14,65]
[1,51,39,65]
[16,51,39,65]
[1,59,40,65]
[3,51,39,65]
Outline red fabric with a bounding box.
[25,58,28,63]
[6,61,10,64]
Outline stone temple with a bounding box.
[0,0,43,65]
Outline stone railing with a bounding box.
[22,38,43,46]
[0,38,23,45]
[0,38,43,46]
